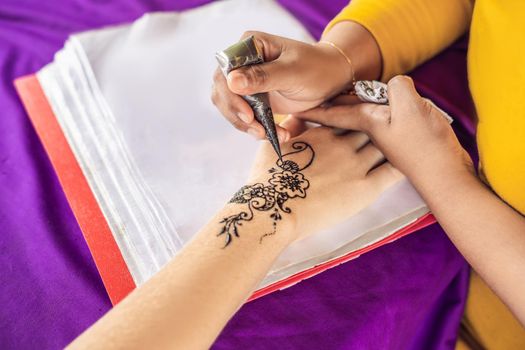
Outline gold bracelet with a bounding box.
[317,40,356,94]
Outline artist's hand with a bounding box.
[295,76,474,188]
[211,31,346,142]
[211,23,382,141]
[247,117,403,240]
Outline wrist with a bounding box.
[407,148,476,187]
[214,187,298,249]
[321,21,382,82]
[312,41,355,97]
[408,162,480,203]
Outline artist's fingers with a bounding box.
[248,123,266,139]
[212,68,254,124]
[358,143,385,170]
[387,75,426,121]
[388,76,450,126]
[295,104,390,133]
[227,60,291,95]
[344,131,369,150]
[212,68,266,138]
[279,115,308,139]
[328,94,362,106]
[228,31,295,95]
[367,162,404,191]
[294,105,357,128]
[324,94,362,136]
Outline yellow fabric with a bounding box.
[324,0,473,81]
[325,0,525,215]
[325,0,525,346]
[460,272,525,349]
[468,1,525,215]
[454,338,470,350]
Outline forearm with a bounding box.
[321,21,382,82]
[411,170,525,324]
[68,204,295,349]
[324,0,473,81]
[67,128,402,349]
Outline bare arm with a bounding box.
[411,164,525,325]
[68,122,402,349]
[68,204,296,349]
[212,0,474,138]
[324,0,473,81]
[296,76,525,324]
[211,23,382,140]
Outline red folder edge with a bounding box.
[15,74,436,305]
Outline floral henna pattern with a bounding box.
[269,171,308,198]
[218,142,314,247]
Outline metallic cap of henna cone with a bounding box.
[215,35,282,160]
[354,80,453,124]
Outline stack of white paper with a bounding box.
[37,0,429,289]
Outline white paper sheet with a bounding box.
[38,0,428,287]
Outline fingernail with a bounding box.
[247,128,261,139]
[229,73,248,90]
[237,112,250,123]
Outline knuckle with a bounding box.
[371,106,390,126]
[388,75,412,88]
[357,105,382,131]
[248,65,268,87]
[370,104,389,118]
[241,30,258,40]
[357,114,372,132]
[419,99,434,116]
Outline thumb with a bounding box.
[227,60,290,95]
[240,31,285,62]
[227,31,292,95]
[387,75,425,117]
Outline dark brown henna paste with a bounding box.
[218,142,314,247]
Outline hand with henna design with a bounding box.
[218,141,314,247]
[220,117,404,246]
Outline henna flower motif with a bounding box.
[269,171,309,198]
[220,142,314,247]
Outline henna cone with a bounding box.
[216,35,282,160]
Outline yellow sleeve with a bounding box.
[325,0,473,81]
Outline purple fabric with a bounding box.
[0,0,475,349]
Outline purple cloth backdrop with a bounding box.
[0,1,476,348]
